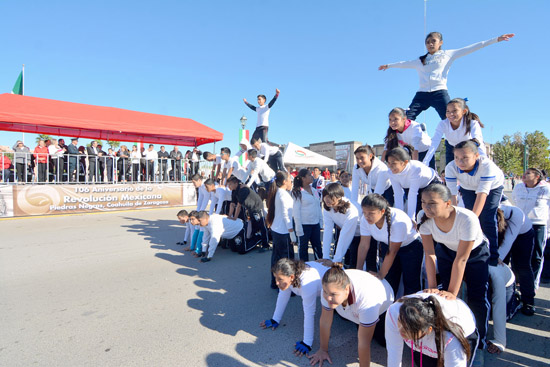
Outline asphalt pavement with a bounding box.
[1,207,549,367]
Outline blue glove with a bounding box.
[295,341,311,354]
[264,319,279,329]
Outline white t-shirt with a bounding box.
[360,207,420,247]
[388,160,437,220]
[512,182,550,225]
[385,292,476,367]
[385,120,431,153]
[256,104,271,128]
[321,270,394,327]
[196,184,214,211]
[351,157,391,206]
[498,203,532,260]
[202,214,244,258]
[245,158,275,183]
[423,118,486,165]
[272,261,329,346]
[292,187,322,236]
[418,206,486,252]
[322,198,361,263]
[270,188,294,235]
[445,157,504,195]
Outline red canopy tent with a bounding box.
[0,93,223,146]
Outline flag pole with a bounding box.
[22,64,26,144]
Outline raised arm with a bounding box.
[379,58,420,70]
[447,34,514,61]
[243,98,256,111]
[268,89,280,108]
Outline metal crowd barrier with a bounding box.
[0,151,216,184]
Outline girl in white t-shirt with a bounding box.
[321,183,361,267]
[351,145,392,207]
[382,107,434,168]
[261,258,330,356]
[386,146,439,221]
[512,167,550,288]
[292,169,323,261]
[418,183,490,357]
[308,264,394,367]
[423,98,487,167]
[266,171,296,289]
[445,139,505,268]
[385,293,477,367]
[357,194,423,296]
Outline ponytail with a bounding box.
[496,208,508,246]
[398,296,471,367]
[292,169,310,201]
[447,98,484,136]
[322,262,350,289]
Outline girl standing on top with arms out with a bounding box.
[378,32,514,121]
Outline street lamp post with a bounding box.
[239,115,249,166]
[523,144,529,173]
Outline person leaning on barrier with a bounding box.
[170,146,183,181]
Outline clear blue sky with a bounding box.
[1,0,549,153]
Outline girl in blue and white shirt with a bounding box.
[378,32,514,122]
[445,139,505,267]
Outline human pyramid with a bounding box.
[175,32,550,367]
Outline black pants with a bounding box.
[418,150,436,170]
[379,238,423,296]
[159,162,168,181]
[252,126,268,143]
[267,151,285,173]
[437,242,490,349]
[248,210,269,249]
[406,90,450,121]
[334,234,360,269]
[503,228,535,305]
[16,163,27,182]
[37,163,48,182]
[298,223,323,261]
[88,160,97,182]
[147,161,155,181]
[271,231,295,287]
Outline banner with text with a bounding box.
[2,183,197,217]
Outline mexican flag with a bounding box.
[12,71,23,95]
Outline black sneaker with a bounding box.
[521,304,535,316]
[200,257,211,263]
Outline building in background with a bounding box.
[306,141,362,173]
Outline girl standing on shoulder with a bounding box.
[357,194,423,296]
[292,169,323,261]
[445,139,505,267]
[418,183,490,360]
[382,107,434,168]
[385,146,440,221]
[308,263,394,367]
[321,183,361,268]
[512,167,550,289]
[260,258,330,357]
[378,32,514,121]
[385,293,477,367]
[351,145,392,207]
[422,98,487,167]
[266,171,296,289]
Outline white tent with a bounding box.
[283,142,337,167]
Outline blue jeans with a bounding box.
[503,228,535,305]
[298,223,322,261]
[531,224,547,288]
[379,238,423,295]
[406,90,451,121]
[445,140,455,167]
[460,186,503,266]
[436,242,490,349]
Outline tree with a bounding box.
[493,135,523,176]
[107,140,120,150]
[524,131,550,172]
[35,134,52,144]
